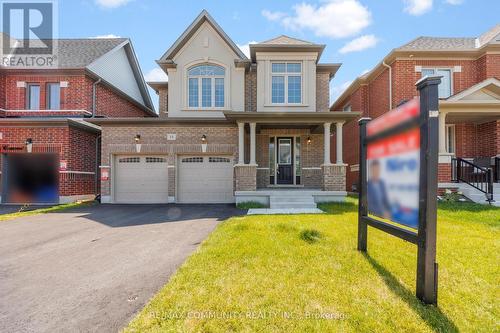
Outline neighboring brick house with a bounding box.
[331,25,500,202]
[0,36,155,204]
[94,10,359,207]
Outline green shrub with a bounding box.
[236,201,267,209]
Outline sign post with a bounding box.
[357,76,441,305]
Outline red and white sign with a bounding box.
[368,128,420,159]
[367,98,419,136]
[101,169,109,181]
[59,160,67,171]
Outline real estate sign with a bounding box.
[357,76,441,305]
[366,99,420,228]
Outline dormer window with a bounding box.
[187,64,225,108]
[271,62,302,104]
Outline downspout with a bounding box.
[92,78,102,117]
[382,61,392,110]
[95,134,101,201]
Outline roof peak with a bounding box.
[259,34,316,45]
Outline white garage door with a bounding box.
[178,156,234,203]
[114,155,168,203]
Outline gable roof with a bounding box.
[159,10,247,63]
[445,78,500,102]
[249,35,325,62]
[259,35,315,45]
[330,24,500,111]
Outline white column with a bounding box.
[250,122,256,165]
[324,122,331,165]
[238,122,245,164]
[336,122,344,164]
[438,111,447,154]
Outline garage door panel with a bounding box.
[114,155,168,204]
[178,156,234,204]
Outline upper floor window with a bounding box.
[26,84,40,110]
[271,62,302,104]
[187,64,225,108]
[47,83,60,109]
[343,104,352,112]
[421,68,452,98]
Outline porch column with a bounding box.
[238,122,245,164]
[250,122,256,165]
[335,121,344,164]
[324,122,332,165]
[438,111,447,154]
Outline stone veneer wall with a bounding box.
[322,164,346,191]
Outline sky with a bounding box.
[54,0,499,109]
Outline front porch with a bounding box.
[224,111,360,207]
[436,78,500,204]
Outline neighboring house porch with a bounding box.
[437,78,500,205]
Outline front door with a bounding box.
[277,138,293,184]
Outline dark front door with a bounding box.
[277,138,293,184]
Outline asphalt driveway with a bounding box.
[0,204,243,333]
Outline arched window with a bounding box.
[187,64,225,108]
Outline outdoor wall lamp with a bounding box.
[134,134,141,153]
[25,138,33,153]
[307,136,312,144]
[201,134,207,152]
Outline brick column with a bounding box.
[235,165,257,191]
[321,164,346,191]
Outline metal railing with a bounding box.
[452,157,493,202]
[495,157,500,183]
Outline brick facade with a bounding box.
[0,66,154,203]
[0,71,152,118]
[0,124,98,202]
[316,72,330,112]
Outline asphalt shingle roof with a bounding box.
[398,37,477,50]
[1,33,127,68]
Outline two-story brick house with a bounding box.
[95,10,359,208]
[331,25,500,203]
[0,36,155,204]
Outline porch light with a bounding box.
[25,138,33,153]
[307,136,312,144]
[201,134,207,153]
[134,134,141,153]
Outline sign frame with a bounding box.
[357,76,441,305]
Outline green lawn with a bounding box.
[125,198,499,332]
[0,201,95,222]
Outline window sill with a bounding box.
[264,103,308,107]
[182,108,230,112]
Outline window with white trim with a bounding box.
[421,68,452,98]
[46,83,60,110]
[343,104,352,112]
[187,64,225,108]
[26,84,40,110]
[271,62,302,104]
[445,124,455,154]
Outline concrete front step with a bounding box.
[272,203,318,209]
[270,197,316,203]
[269,194,317,209]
